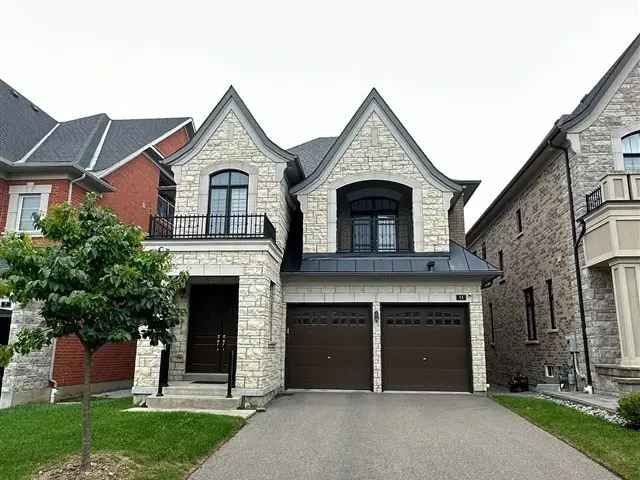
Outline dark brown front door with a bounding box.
[186,284,238,373]
[286,304,372,390]
[382,304,471,392]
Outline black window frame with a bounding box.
[481,242,487,260]
[489,302,495,346]
[207,169,249,234]
[546,279,556,330]
[350,197,399,253]
[516,208,523,234]
[498,250,504,273]
[524,287,537,341]
[622,132,640,171]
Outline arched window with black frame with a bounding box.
[350,197,398,253]
[208,170,249,235]
[623,132,640,171]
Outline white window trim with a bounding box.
[6,183,52,235]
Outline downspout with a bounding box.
[68,172,87,203]
[547,140,593,389]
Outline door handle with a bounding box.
[327,355,332,360]
[422,355,429,361]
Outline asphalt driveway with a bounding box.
[190,392,617,480]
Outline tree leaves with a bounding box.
[0,193,188,356]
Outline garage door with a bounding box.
[286,304,372,390]
[382,304,471,392]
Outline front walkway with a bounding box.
[190,392,617,480]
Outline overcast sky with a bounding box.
[3,1,640,227]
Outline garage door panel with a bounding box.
[382,304,471,392]
[286,304,372,390]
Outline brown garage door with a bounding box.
[382,304,471,392]
[286,304,372,390]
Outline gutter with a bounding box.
[547,140,593,388]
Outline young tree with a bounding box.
[0,194,186,471]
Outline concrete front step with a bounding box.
[163,384,229,397]
[146,394,241,411]
[183,373,229,382]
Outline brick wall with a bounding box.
[52,335,136,386]
[0,179,9,231]
[99,154,160,233]
[155,127,190,157]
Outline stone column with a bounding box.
[611,261,640,366]
[372,301,382,393]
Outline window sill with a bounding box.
[515,231,524,239]
[546,328,559,334]
[6,230,43,237]
[525,340,540,345]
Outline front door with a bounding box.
[186,284,238,373]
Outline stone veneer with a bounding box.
[298,112,452,254]
[0,303,53,408]
[469,57,640,394]
[283,278,487,393]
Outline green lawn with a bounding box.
[494,395,640,480]
[0,397,244,480]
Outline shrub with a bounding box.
[618,392,640,429]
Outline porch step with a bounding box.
[146,394,241,410]
[163,384,229,397]
[183,373,228,383]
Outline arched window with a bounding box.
[622,132,640,171]
[350,197,398,252]
[208,170,249,233]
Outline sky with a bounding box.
[2,1,640,228]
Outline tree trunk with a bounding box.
[80,346,93,472]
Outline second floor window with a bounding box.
[351,197,398,253]
[516,208,523,234]
[208,170,249,234]
[622,132,640,171]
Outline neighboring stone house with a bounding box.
[0,79,194,408]
[134,86,498,409]
[467,33,640,395]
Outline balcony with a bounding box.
[583,173,640,268]
[147,214,276,242]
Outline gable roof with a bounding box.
[466,32,640,245]
[0,78,192,183]
[165,86,303,182]
[290,88,464,194]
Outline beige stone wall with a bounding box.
[172,110,290,251]
[299,112,452,254]
[283,278,487,393]
[0,303,53,408]
[133,247,286,398]
[448,195,466,246]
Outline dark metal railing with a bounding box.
[226,348,236,399]
[585,186,603,213]
[147,214,276,242]
[156,343,171,397]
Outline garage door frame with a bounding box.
[380,303,473,392]
[285,303,373,391]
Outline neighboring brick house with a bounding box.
[467,33,640,395]
[133,86,498,409]
[0,79,194,408]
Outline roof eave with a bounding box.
[0,163,114,192]
[281,270,501,280]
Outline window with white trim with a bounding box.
[622,132,640,171]
[17,194,41,232]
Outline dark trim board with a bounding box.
[285,303,373,391]
[380,303,473,392]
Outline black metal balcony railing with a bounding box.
[147,214,276,241]
[586,186,603,213]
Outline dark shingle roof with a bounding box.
[26,114,109,166]
[1,77,192,177]
[94,118,190,172]
[283,242,499,279]
[288,137,336,176]
[0,79,57,162]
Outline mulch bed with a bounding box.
[33,453,135,480]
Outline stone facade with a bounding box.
[0,303,53,408]
[468,56,640,394]
[283,278,486,393]
[297,112,453,254]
